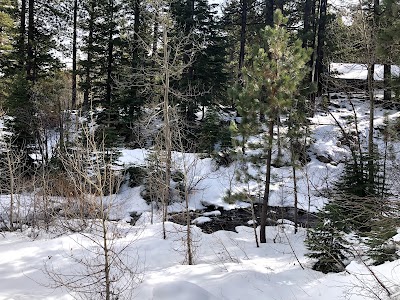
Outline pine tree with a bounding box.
[305,202,351,273]
[3,0,65,167]
[306,148,397,271]
[235,10,310,243]
[0,0,16,103]
[170,0,228,121]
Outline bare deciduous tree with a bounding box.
[45,122,143,300]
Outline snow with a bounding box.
[330,63,400,81]
[192,216,212,224]
[1,222,399,300]
[152,280,219,300]
[1,93,400,300]
[203,210,222,217]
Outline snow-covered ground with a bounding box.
[330,63,400,81]
[1,93,400,299]
[1,221,399,300]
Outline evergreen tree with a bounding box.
[170,0,228,121]
[305,201,351,273]
[306,148,397,271]
[0,0,16,103]
[113,0,153,142]
[235,10,310,243]
[221,0,264,84]
[2,0,65,168]
[79,0,132,146]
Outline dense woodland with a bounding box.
[1,0,400,298]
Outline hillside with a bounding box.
[0,92,400,300]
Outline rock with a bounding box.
[316,154,332,163]
[168,204,318,234]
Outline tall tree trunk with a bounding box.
[184,182,193,264]
[105,0,114,109]
[308,0,317,115]
[315,0,327,95]
[101,215,111,300]
[127,0,141,121]
[185,0,195,121]
[84,0,95,108]
[27,0,34,82]
[367,0,379,187]
[260,119,274,243]
[238,0,247,83]
[72,0,78,109]
[276,0,284,11]
[384,64,391,101]
[162,19,171,239]
[303,0,312,48]
[132,0,140,69]
[265,0,273,26]
[19,0,26,67]
[367,63,375,187]
[152,14,158,59]
[291,141,298,234]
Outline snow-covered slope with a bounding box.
[1,93,400,300]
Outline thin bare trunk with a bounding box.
[260,119,274,243]
[19,0,26,67]
[27,0,34,82]
[367,63,375,186]
[276,115,281,159]
[72,0,77,108]
[384,64,391,101]
[6,150,14,231]
[238,0,247,83]
[84,1,95,108]
[250,192,259,247]
[291,142,298,234]
[106,0,114,109]
[185,185,193,264]
[102,215,111,300]
[162,19,172,239]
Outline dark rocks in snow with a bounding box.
[330,102,341,109]
[330,94,346,100]
[383,101,400,110]
[316,154,332,164]
[129,212,142,225]
[169,204,318,234]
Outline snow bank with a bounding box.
[152,281,220,300]
[330,63,400,81]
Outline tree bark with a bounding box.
[303,0,312,48]
[84,0,95,108]
[27,0,34,82]
[238,0,247,83]
[367,0,379,186]
[72,0,78,109]
[367,63,375,187]
[384,64,391,101]
[291,142,298,234]
[19,0,26,67]
[260,119,274,243]
[105,0,114,109]
[315,0,327,95]
[265,0,273,26]
[185,0,195,121]
[276,0,284,11]
[162,19,171,239]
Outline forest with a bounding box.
[1,0,400,299]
